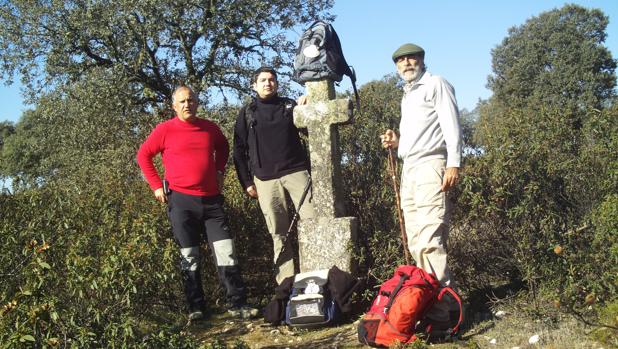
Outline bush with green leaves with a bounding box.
[0,151,189,347]
[453,3,618,324]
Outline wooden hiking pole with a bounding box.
[387,147,412,265]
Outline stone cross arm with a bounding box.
[293,98,352,128]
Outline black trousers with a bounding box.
[167,191,246,310]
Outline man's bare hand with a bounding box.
[297,95,308,105]
[154,187,167,203]
[380,129,399,149]
[441,167,460,192]
[246,185,258,198]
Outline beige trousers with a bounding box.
[400,158,454,321]
[254,170,315,284]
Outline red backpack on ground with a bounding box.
[357,265,463,347]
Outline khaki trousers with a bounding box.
[400,158,453,321]
[254,170,315,284]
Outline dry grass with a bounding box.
[181,299,614,349]
[461,314,608,348]
[188,314,364,349]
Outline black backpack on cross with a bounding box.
[293,20,360,109]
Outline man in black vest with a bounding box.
[233,67,314,285]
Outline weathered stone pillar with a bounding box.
[294,80,358,273]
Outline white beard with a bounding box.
[399,67,422,83]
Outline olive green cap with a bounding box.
[392,43,425,62]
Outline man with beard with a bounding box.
[380,43,463,330]
[137,86,257,321]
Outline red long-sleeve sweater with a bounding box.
[137,116,229,197]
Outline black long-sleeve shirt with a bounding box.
[233,95,309,190]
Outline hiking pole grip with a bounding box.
[388,147,411,265]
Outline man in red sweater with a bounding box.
[137,86,256,321]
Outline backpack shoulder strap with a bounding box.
[384,273,410,312]
[280,97,296,119]
[324,23,361,115]
[349,67,360,116]
[282,97,296,107]
[243,98,257,135]
[436,287,464,334]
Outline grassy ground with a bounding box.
[164,251,616,348]
[178,301,614,349]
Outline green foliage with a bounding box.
[0,68,157,185]
[0,67,204,345]
[591,298,618,347]
[0,64,275,347]
[458,103,618,297]
[0,0,334,106]
[200,338,249,349]
[0,97,279,347]
[458,3,618,328]
[0,155,192,347]
[554,192,618,319]
[0,121,14,153]
[459,107,481,155]
[552,107,618,316]
[488,4,616,111]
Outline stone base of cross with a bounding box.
[294,79,358,273]
[297,217,357,273]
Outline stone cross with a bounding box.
[293,80,358,273]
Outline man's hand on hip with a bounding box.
[441,167,460,192]
[154,187,167,203]
[246,185,258,198]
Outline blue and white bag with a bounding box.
[285,269,340,328]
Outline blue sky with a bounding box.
[328,0,618,111]
[1,0,617,123]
